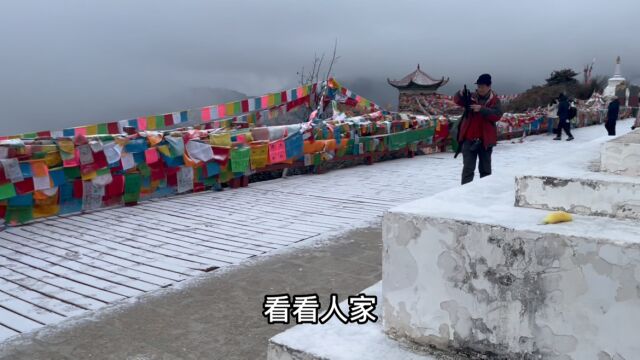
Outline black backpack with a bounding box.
[568,106,577,120]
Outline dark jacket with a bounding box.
[557,98,570,120]
[608,100,620,122]
[453,90,503,149]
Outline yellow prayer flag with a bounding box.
[226,102,235,116]
[44,151,62,167]
[33,204,60,218]
[157,145,171,157]
[210,133,231,147]
[250,143,269,169]
[147,116,157,130]
[86,125,98,136]
[57,139,75,153]
[81,171,97,181]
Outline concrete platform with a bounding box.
[383,172,640,359]
[265,122,639,360]
[600,129,640,176]
[515,138,640,220]
[516,174,640,219]
[268,283,453,360]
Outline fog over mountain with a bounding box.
[1,0,638,134]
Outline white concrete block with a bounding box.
[267,283,441,360]
[600,130,640,176]
[515,175,640,220]
[383,178,640,359]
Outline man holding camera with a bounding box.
[453,74,503,185]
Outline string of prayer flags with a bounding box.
[0,103,451,225]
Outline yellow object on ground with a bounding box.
[542,211,573,224]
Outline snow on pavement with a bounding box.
[0,119,632,343]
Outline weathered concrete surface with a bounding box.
[515,175,640,220]
[516,131,640,220]
[383,175,640,359]
[600,130,640,176]
[268,283,464,360]
[0,227,382,360]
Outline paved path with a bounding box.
[0,120,633,356]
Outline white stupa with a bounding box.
[603,56,626,98]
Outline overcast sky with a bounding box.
[0,0,638,135]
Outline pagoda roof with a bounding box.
[387,65,449,89]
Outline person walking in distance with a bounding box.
[606,97,620,136]
[553,93,574,141]
[453,74,503,185]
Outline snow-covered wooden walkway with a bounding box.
[0,120,631,342]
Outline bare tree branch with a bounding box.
[324,38,338,81]
[314,53,325,84]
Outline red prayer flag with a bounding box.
[73,180,83,198]
[164,114,174,126]
[107,122,119,134]
[14,178,35,194]
[105,174,124,197]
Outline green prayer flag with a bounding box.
[5,206,33,224]
[124,173,141,192]
[124,173,141,203]
[22,132,37,139]
[97,123,108,134]
[219,166,233,183]
[194,166,203,182]
[64,166,81,180]
[203,176,218,187]
[138,163,151,177]
[156,115,165,129]
[230,147,250,173]
[0,183,17,200]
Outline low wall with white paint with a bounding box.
[382,178,640,359]
[600,130,640,176]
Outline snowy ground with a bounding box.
[0,119,633,344]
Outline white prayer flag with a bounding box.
[186,140,214,162]
[121,152,135,170]
[177,166,194,194]
[33,175,51,190]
